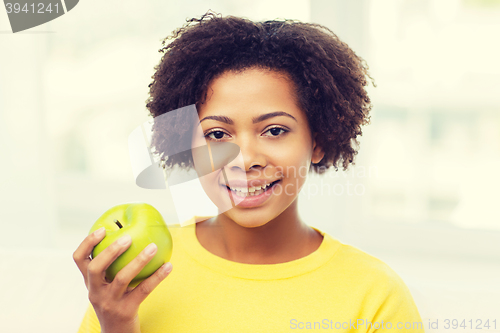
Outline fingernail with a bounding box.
[161,262,173,274]
[117,234,131,245]
[94,227,105,237]
[144,243,157,255]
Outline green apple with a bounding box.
[89,203,173,287]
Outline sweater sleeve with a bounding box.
[76,302,101,333]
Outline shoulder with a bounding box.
[324,236,424,326]
[167,223,183,235]
[166,223,190,246]
[325,234,409,295]
[167,216,213,242]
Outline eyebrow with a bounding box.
[199,115,234,125]
[253,111,297,123]
[199,111,297,125]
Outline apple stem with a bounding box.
[114,219,123,229]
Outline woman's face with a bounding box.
[191,67,324,228]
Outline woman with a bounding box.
[74,11,425,333]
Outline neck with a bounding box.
[196,200,323,264]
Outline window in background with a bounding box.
[365,0,500,231]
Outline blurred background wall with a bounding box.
[0,0,499,332]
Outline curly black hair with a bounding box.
[146,10,374,174]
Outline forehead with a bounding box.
[198,68,303,119]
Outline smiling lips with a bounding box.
[220,179,282,198]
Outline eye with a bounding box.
[263,126,289,137]
[205,130,230,141]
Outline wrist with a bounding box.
[101,316,141,333]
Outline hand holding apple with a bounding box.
[73,203,173,333]
[88,202,173,287]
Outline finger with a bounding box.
[129,262,173,305]
[73,227,106,286]
[109,242,159,295]
[87,234,132,291]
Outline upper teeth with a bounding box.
[228,182,274,192]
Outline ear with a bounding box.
[311,133,325,164]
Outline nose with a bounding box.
[224,136,267,172]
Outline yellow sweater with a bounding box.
[77,217,425,332]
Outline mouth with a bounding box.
[224,179,282,198]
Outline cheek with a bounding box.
[271,138,312,175]
[271,140,312,195]
[197,172,234,212]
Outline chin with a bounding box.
[221,202,289,229]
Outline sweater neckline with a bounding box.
[178,216,341,280]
